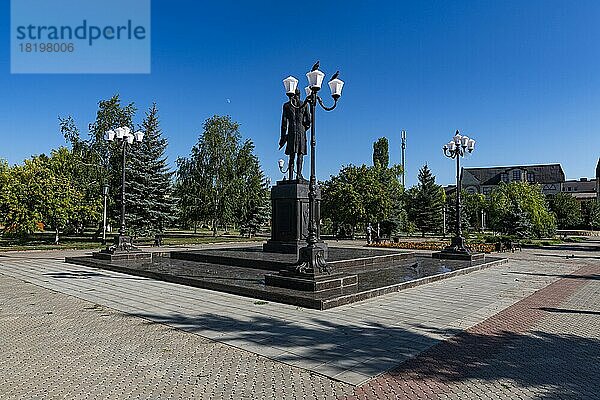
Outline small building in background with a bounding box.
[562,177,598,202]
[461,164,565,196]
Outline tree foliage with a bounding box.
[487,182,556,238]
[60,94,137,233]
[321,163,403,237]
[548,192,583,230]
[372,137,389,168]
[175,115,267,235]
[61,96,175,237]
[406,164,444,236]
[0,149,96,243]
[445,190,486,233]
[582,200,600,230]
[126,104,176,236]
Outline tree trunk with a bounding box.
[194,221,197,234]
[54,228,60,245]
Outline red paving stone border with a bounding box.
[341,265,598,400]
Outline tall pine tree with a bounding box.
[407,164,444,236]
[127,103,176,236]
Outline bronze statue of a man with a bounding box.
[279,89,311,180]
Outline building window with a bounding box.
[466,186,476,194]
[512,170,521,181]
[527,172,534,183]
[501,173,509,183]
[482,187,492,195]
[568,187,572,192]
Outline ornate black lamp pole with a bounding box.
[282,62,344,275]
[442,130,475,255]
[105,126,144,252]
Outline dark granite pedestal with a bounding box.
[265,272,358,292]
[262,180,328,257]
[65,246,506,310]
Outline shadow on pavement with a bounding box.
[531,253,600,260]
[130,309,600,398]
[376,328,600,399]
[131,310,460,376]
[508,271,600,281]
[538,307,600,316]
[43,270,148,280]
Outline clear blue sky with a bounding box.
[1,0,599,186]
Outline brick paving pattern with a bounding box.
[0,241,598,399]
[0,273,352,400]
[344,260,600,399]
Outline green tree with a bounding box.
[126,104,176,236]
[406,165,444,236]
[487,182,556,238]
[235,141,270,236]
[175,115,267,236]
[60,94,136,234]
[372,137,389,168]
[41,148,89,244]
[582,200,600,230]
[0,159,44,236]
[548,192,583,230]
[445,190,486,233]
[174,156,203,232]
[0,149,90,243]
[321,163,403,237]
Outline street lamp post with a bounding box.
[105,126,144,252]
[102,184,109,245]
[442,130,475,255]
[282,63,344,275]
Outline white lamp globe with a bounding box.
[126,134,134,144]
[461,135,470,147]
[304,86,312,97]
[134,131,144,142]
[122,126,131,137]
[115,127,124,139]
[328,78,344,99]
[467,139,476,151]
[453,132,462,145]
[306,69,325,89]
[106,130,115,141]
[283,76,299,95]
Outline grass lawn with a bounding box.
[0,230,267,252]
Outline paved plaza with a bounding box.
[0,240,598,399]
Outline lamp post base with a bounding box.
[432,236,485,261]
[294,245,329,276]
[264,244,361,292]
[93,235,151,261]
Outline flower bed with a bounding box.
[368,241,497,253]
